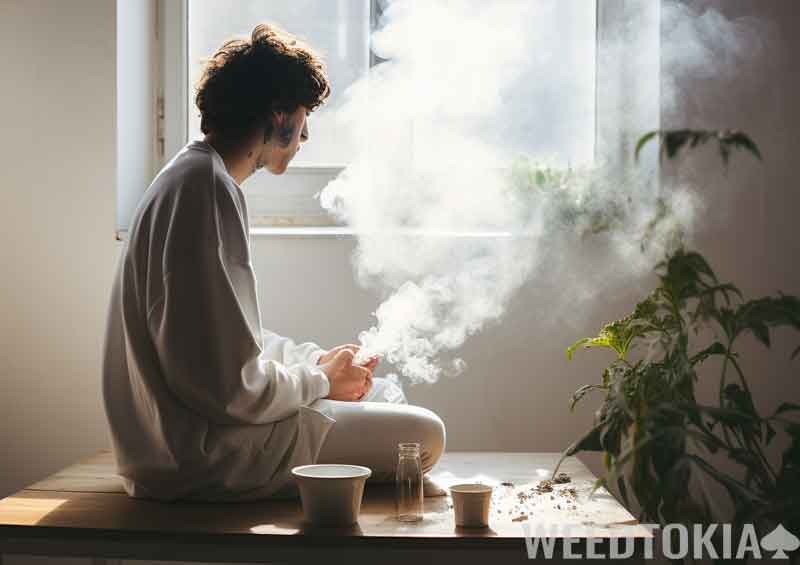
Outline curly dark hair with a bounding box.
[195,23,331,141]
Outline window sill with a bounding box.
[250,227,519,238]
[115,226,355,241]
[116,227,522,242]
[249,226,355,239]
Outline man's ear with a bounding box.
[262,111,285,143]
[271,110,296,148]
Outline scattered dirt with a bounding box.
[512,514,529,522]
[553,472,572,484]
[487,473,583,523]
[559,487,577,497]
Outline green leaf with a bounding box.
[634,130,659,162]
[683,249,716,279]
[566,337,595,360]
[591,476,608,496]
[774,403,800,417]
[765,421,777,445]
[569,383,606,411]
[690,341,727,366]
[566,325,637,361]
[721,130,763,161]
[722,384,757,417]
[701,283,743,304]
[556,427,609,481]
[553,423,606,477]
[751,321,771,347]
[641,129,763,166]
[664,130,696,159]
[564,423,604,455]
[617,476,629,506]
[733,295,800,346]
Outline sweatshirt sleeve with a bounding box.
[260,328,328,367]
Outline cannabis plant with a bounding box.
[559,131,800,540]
[508,155,632,238]
[507,129,761,245]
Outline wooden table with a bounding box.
[0,451,651,564]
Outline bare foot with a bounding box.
[423,475,447,497]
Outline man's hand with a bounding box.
[319,348,374,402]
[319,344,379,372]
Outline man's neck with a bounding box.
[204,134,257,185]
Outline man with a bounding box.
[102,23,445,501]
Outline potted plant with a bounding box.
[558,131,800,558]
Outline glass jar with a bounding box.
[396,442,424,522]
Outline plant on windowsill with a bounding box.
[557,130,800,555]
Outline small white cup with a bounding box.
[292,464,372,527]
[450,483,493,528]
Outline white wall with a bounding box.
[0,0,118,499]
[669,0,800,489]
[0,0,798,542]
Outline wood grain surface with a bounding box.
[1,451,649,541]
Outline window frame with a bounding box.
[159,0,189,167]
[153,0,660,233]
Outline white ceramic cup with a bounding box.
[291,464,372,527]
[450,483,493,528]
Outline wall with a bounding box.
[0,0,118,497]
[0,1,798,557]
[667,0,800,489]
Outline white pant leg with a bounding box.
[314,387,446,482]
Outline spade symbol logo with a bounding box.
[761,524,800,559]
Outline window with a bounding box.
[116,0,158,233]
[146,0,658,231]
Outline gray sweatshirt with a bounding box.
[102,140,335,501]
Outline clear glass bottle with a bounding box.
[396,442,424,522]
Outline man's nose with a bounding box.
[300,121,309,142]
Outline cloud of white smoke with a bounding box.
[319,0,768,384]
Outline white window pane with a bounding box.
[408,0,595,169]
[505,0,596,164]
[184,1,595,227]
